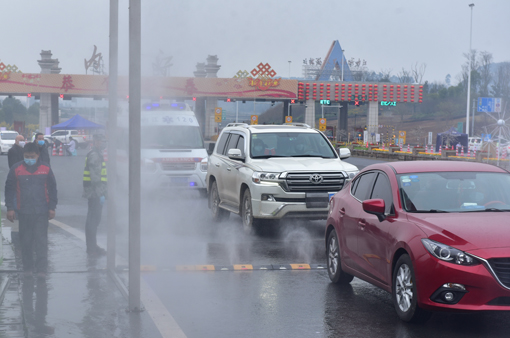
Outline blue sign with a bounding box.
[477,97,500,113]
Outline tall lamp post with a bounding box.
[466,3,475,136]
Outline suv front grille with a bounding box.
[284,172,346,192]
[161,162,196,171]
[488,258,510,288]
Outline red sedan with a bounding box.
[325,161,510,323]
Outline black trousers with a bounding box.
[18,214,49,273]
[85,196,103,251]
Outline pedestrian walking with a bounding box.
[5,142,58,277]
[66,136,77,156]
[83,134,107,256]
[7,135,26,168]
[34,133,51,165]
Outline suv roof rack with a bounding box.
[283,122,311,128]
[226,123,249,128]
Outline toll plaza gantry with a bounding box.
[0,69,422,142]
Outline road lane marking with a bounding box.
[50,219,187,338]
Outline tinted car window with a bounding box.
[236,136,245,156]
[215,132,229,155]
[353,172,377,201]
[225,134,240,154]
[371,173,393,214]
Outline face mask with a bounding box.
[19,141,26,147]
[38,140,45,146]
[24,158,37,166]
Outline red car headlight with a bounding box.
[421,239,481,266]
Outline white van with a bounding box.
[118,102,208,195]
[468,137,483,151]
[0,131,19,154]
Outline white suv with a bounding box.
[206,123,359,231]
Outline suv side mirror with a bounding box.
[227,148,244,161]
[362,199,386,222]
[207,142,215,155]
[338,148,351,159]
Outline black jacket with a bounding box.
[5,160,57,214]
[7,144,24,169]
[35,142,51,165]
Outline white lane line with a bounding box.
[49,219,187,338]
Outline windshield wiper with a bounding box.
[252,155,288,159]
[462,208,510,212]
[409,209,449,213]
[292,154,335,158]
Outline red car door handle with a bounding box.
[358,220,367,229]
[339,208,346,215]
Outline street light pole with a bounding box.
[128,0,141,312]
[107,0,118,272]
[466,3,475,136]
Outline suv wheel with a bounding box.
[241,189,263,233]
[209,181,229,222]
[327,229,354,284]
[392,254,432,323]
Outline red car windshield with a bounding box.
[398,172,510,213]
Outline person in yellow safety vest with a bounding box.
[82,134,107,256]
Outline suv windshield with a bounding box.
[250,132,337,158]
[399,172,510,212]
[142,126,204,149]
[0,132,18,140]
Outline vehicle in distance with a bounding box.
[50,130,88,148]
[0,130,19,154]
[117,101,208,195]
[325,160,510,323]
[207,122,358,232]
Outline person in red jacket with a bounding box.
[5,142,58,277]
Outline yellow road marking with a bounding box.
[233,264,253,270]
[290,264,311,270]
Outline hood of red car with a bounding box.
[407,212,510,251]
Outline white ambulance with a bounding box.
[118,102,208,196]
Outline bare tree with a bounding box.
[380,68,392,82]
[478,51,493,97]
[491,62,510,101]
[410,62,427,83]
[396,68,412,83]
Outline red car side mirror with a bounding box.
[362,199,386,222]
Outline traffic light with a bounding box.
[27,93,32,98]
[290,99,296,104]
[364,125,367,130]
[226,98,236,102]
[192,97,196,101]
[60,94,64,99]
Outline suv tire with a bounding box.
[241,189,263,233]
[209,181,229,222]
[327,229,354,284]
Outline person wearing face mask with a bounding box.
[5,142,58,277]
[82,134,107,256]
[34,133,50,166]
[8,134,26,168]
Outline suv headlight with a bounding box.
[200,158,208,172]
[252,171,281,184]
[421,239,480,266]
[346,170,359,179]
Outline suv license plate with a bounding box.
[306,193,329,209]
[170,177,189,186]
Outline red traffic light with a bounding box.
[192,97,196,101]
[27,93,32,98]
[226,98,231,102]
[60,94,64,99]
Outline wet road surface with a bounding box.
[2,153,510,337]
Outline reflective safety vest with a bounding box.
[83,151,107,185]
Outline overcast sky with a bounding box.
[2,0,509,85]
